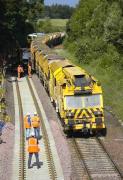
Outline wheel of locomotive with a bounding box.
[67,130,73,138]
[100,127,107,137]
[90,130,97,137]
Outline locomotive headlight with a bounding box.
[66,112,74,117]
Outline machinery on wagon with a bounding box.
[30,32,106,136]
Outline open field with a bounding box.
[37,19,68,32]
[38,19,68,27]
[50,19,68,27]
[54,48,123,122]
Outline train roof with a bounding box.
[64,66,86,76]
[46,54,65,61]
[50,60,74,72]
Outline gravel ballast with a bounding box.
[0,123,14,180]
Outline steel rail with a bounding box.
[16,80,26,180]
[97,137,123,178]
[68,138,91,180]
[72,138,92,180]
[74,137,122,180]
[26,77,57,180]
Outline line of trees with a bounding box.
[0,0,44,66]
[41,4,75,19]
[65,0,123,69]
[0,0,75,66]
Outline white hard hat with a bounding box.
[34,112,37,115]
[26,112,30,116]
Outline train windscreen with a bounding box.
[64,94,101,110]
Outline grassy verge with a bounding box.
[54,48,123,121]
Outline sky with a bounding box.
[44,0,79,7]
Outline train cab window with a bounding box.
[74,75,91,87]
[83,94,101,107]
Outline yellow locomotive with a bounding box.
[30,32,106,136]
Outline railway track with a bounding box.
[26,77,57,179]
[71,137,123,180]
[13,76,64,180]
[67,139,89,180]
[16,80,26,180]
[15,74,123,180]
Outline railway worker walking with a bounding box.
[24,113,31,140]
[31,112,40,139]
[17,65,24,79]
[28,60,32,78]
[28,131,40,169]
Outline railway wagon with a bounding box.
[30,32,106,136]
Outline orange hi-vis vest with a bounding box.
[24,116,31,129]
[31,116,40,128]
[28,137,40,153]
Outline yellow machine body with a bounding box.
[30,32,106,135]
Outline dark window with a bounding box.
[74,75,91,87]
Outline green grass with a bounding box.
[38,18,68,28]
[54,48,123,121]
[50,19,68,27]
[37,18,68,32]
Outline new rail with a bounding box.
[26,77,57,180]
[16,80,26,180]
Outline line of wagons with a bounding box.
[29,32,107,136]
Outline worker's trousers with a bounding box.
[26,128,31,139]
[34,127,40,139]
[28,152,40,167]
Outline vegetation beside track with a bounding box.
[0,71,10,122]
[54,48,123,122]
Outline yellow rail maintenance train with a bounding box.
[30,32,106,136]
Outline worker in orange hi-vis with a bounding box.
[28,131,40,169]
[31,112,40,140]
[17,65,24,79]
[24,113,31,140]
[28,61,32,78]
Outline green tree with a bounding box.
[41,4,74,19]
[0,0,39,66]
[66,0,123,68]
